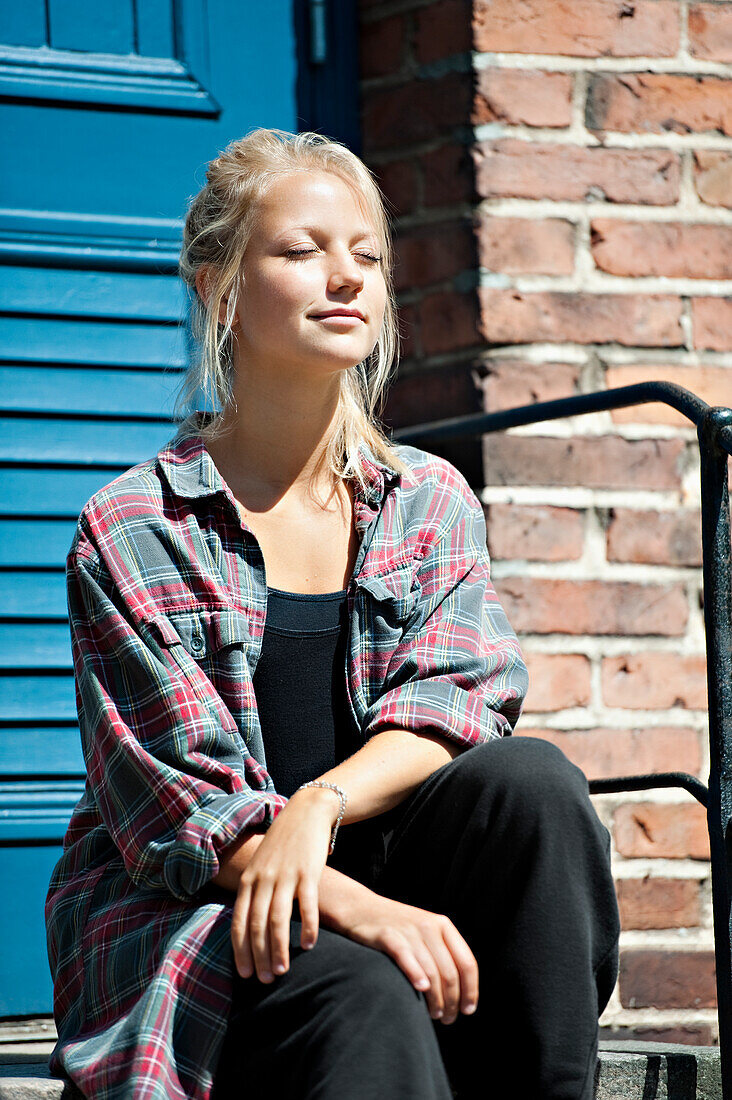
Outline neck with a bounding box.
[205,367,346,501]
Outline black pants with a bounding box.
[210,737,621,1100]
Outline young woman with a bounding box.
[45,128,620,1100]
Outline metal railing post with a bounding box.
[699,407,732,1096]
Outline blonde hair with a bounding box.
[175,127,416,495]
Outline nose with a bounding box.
[327,248,365,290]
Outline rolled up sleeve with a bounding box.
[361,489,528,751]
[66,529,287,901]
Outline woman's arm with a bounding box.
[211,824,380,933]
[213,724,459,891]
[211,750,481,1027]
[66,523,289,901]
[212,725,459,896]
[309,726,462,823]
[212,726,460,983]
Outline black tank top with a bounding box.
[248,584,403,904]
[252,585,355,798]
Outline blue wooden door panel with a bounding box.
[1,4,296,219]
[0,729,84,776]
[4,368,180,417]
[0,5,46,46]
[0,780,83,842]
[0,211,182,271]
[0,265,186,320]
[0,317,187,367]
[0,677,76,722]
[0,848,65,1014]
[0,574,67,620]
[0,626,71,669]
[136,0,177,57]
[4,418,175,464]
[48,0,136,54]
[1,469,132,515]
[1,0,301,1016]
[0,521,77,566]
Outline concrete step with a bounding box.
[0,1057,81,1100]
[596,1042,722,1100]
[0,1042,723,1099]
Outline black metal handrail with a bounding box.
[393,382,732,1098]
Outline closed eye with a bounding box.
[284,248,382,263]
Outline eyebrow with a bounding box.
[275,225,379,242]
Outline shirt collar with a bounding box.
[157,412,402,505]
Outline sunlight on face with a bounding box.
[232,170,388,380]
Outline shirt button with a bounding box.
[191,633,204,653]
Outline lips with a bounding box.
[311,309,365,321]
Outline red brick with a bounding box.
[372,159,419,218]
[614,803,710,860]
[692,297,732,351]
[516,727,701,780]
[482,435,684,491]
[478,289,683,346]
[418,290,481,355]
[520,653,591,711]
[588,74,732,137]
[693,151,732,208]
[479,360,581,412]
[606,507,702,567]
[472,0,680,58]
[478,217,574,276]
[591,219,732,279]
[493,578,688,635]
[486,503,584,561]
[689,3,732,62]
[619,950,716,1009]
[616,877,702,930]
[360,12,408,79]
[474,70,572,128]
[600,1024,715,1046]
[394,220,474,292]
[421,143,476,207]
[363,72,471,151]
[605,364,732,427]
[386,362,482,429]
[415,0,472,64]
[602,653,707,710]
[473,140,680,204]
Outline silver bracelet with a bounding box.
[295,780,348,854]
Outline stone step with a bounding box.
[596,1042,722,1100]
[0,1057,80,1100]
[0,1042,723,1099]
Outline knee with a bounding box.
[460,735,591,819]
[322,934,427,1022]
[347,947,422,1014]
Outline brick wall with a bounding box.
[358,0,731,1045]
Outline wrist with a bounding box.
[292,783,344,827]
[293,780,348,856]
[319,863,373,933]
[292,784,341,825]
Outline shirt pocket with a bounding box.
[149,607,254,710]
[349,566,423,716]
[354,565,423,636]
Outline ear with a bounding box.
[195,265,235,328]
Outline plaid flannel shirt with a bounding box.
[44,413,528,1100]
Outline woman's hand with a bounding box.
[231,788,338,982]
[339,890,479,1025]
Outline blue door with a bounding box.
[0,0,353,1017]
